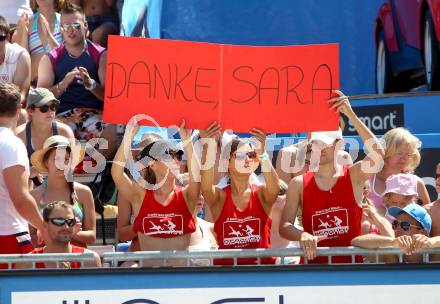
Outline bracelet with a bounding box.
[56,82,66,94]
[258,152,270,161]
[84,78,97,91]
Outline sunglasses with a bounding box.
[49,217,77,227]
[37,104,58,113]
[436,174,440,179]
[392,220,423,231]
[233,151,257,161]
[0,35,7,42]
[61,22,82,32]
[136,149,183,162]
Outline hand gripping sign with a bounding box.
[104,36,339,133]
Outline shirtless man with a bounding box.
[424,162,440,261]
[68,0,118,47]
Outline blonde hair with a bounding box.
[382,127,421,173]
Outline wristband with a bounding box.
[258,152,269,161]
[56,82,66,94]
[84,78,97,91]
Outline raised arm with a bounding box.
[200,122,222,209]
[180,120,200,214]
[328,90,385,183]
[111,121,139,203]
[250,128,279,211]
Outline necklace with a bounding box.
[66,41,87,59]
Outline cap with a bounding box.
[26,88,60,108]
[310,130,343,145]
[388,203,432,234]
[30,135,84,175]
[135,139,183,165]
[383,173,418,196]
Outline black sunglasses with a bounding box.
[233,151,257,160]
[49,217,77,227]
[392,220,423,231]
[0,35,7,42]
[37,104,58,113]
[436,174,440,179]
[136,149,183,162]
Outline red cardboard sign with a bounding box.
[104,36,339,133]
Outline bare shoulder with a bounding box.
[289,174,304,189]
[56,121,75,138]
[425,200,440,212]
[74,182,93,199]
[15,123,27,142]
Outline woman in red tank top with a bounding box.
[112,119,200,260]
[200,122,279,265]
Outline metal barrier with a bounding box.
[102,247,440,267]
[2,247,440,270]
[0,252,96,270]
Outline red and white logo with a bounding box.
[142,214,183,236]
[311,207,349,238]
[222,217,261,246]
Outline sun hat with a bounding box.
[383,173,418,196]
[30,135,85,175]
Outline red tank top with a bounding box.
[31,245,85,268]
[133,187,196,238]
[302,166,363,264]
[214,184,275,265]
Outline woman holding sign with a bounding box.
[200,123,279,265]
[111,118,200,266]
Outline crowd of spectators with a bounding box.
[0,1,439,270]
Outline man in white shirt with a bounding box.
[0,83,43,269]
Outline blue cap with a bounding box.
[388,203,432,234]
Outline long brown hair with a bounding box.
[31,0,66,12]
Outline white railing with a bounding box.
[2,247,440,270]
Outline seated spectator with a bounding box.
[382,173,419,215]
[0,16,31,126]
[112,120,199,266]
[68,0,119,47]
[37,3,118,159]
[200,122,279,265]
[13,0,64,85]
[17,201,101,269]
[360,181,393,237]
[369,127,430,208]
[280,90,385,264]
[352,203,439,263]
[30,135,96,247]
[188,195,217,266]
[425,162,440,261]
[270,180,301,264]
[0,83,44,269]
[16,88,74,187]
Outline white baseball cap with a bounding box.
[310,130,343,145]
